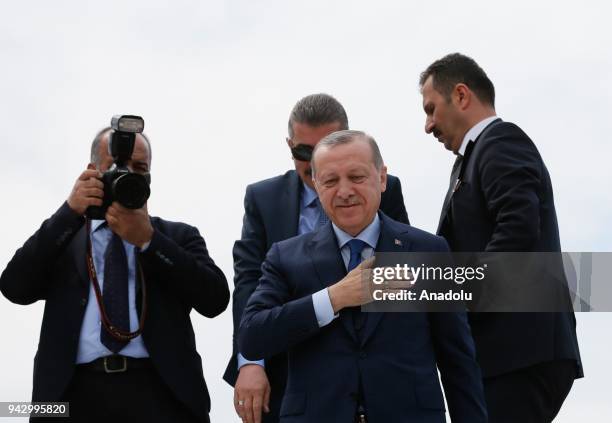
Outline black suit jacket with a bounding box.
[239,213,486,423]
[438,118,582,378]
[0,202,230,422]
[224,170,409,419]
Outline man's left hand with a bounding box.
[234,364,271,423]
[106,202,154,249]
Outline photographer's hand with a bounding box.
[67,167,104,215]
[106,202,154,249]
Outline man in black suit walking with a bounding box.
[419,53,583,422]
[224,93,409,423]
[0,126,229,422]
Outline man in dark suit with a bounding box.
[239,130,487,423]
[224,94,409,423]
[420,52,583,422]
[0,127,229,422]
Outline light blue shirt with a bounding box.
[311,215,380,327]
[237,182,326,369]
[298,182,324,235]
[75,220,149,364]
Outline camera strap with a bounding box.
[85,219,147,342]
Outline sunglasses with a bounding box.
[290,144,314,162]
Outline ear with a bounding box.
[379,165,388,193]
[286,137,293,148]
[453,83,471,111]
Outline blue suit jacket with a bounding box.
[224,170,409,421]
[239,213,487,423]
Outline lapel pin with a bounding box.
[394,239,402,246]
[453,178,462,193]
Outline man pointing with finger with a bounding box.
[239,130,486,423]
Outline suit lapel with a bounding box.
[307,223,358,343]
[306,214,414,346]
[136,218,157,299]
[360,214,412,346]
[68,225,90,293]
[437,146,470,235]
[280,170,301,239]
[436,118,502,235]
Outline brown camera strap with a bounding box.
[85,219,147,341]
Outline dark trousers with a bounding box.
[33,363,201,423]
[484,359,577,423]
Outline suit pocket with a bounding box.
[415,380,446,410]
[280,393,306,416]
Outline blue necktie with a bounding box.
[347,239,368,271]
[315,198,329,228]
[346,239,369,332]
[101,232,130,353]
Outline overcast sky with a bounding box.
[1,1,611,421]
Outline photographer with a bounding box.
[0,123,229,422]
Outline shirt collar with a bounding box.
[301,181,319,208]
[457,115,499,156]
[90,219,106,233]
[332,213,381,250]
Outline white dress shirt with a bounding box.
[457,115,499,156]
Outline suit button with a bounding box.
[359,351,367,359]
[81,298,87,306]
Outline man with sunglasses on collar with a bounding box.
[224,93,409,423]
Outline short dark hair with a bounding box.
[288,93,349,138]
[90,126,152,166]
[419,53,495,107]
[311,130,383,177]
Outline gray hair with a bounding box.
[311,130,384,177]
[90,126,152,167]
[288,93,349,138]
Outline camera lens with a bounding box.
[112,173,150,209]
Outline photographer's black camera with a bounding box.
[86,115,151,220]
